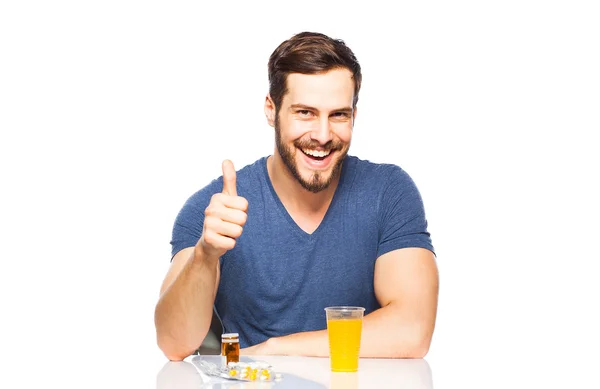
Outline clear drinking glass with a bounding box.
[324,306,365,372]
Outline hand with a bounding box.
[197,159,249,261]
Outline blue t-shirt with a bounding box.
[170,155,434,348]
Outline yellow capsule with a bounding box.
[249,373,257,381]
[229,370,237,377]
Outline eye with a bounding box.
[332,112,351,119]
[297,110,313,117]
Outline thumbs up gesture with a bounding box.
[198,160,249,260]
[221,159,238,196]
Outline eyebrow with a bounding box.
[290,104,353,114]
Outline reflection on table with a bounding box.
[156,354,433,389]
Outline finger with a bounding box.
[208,219,244,239]
[205,207,248,226]
[210,192,249,212]
[202,230,237,253]
[222,159,237,196]
[221,194,248,212]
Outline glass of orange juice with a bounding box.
[324,306,365,372]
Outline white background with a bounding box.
[1,1,599,388]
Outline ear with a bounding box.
[264,95,276,127]
[352,105,358,126]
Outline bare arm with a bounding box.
[154,247,220,361]
[155,160,248,361]
[242,247,439,358]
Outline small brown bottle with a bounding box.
[221,333,240,365]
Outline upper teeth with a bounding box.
[302,149,330,157]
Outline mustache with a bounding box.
[293,139,343,151]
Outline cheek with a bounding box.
[332,124,353,144]
[282,119,316,140]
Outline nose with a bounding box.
[310,117,333,145]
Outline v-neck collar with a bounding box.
[261,156,351,240]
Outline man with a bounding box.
[154,31,438,361]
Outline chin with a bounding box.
[296,161,339,193]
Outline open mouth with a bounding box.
[300,148,332,161]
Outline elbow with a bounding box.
[154,306,205,361]
[406,329,433,358]
[156,334,198,362]
[400,321,434,358]
[155,320,204,361]
[390,331,432,359]
[405,341,430,358]
[155,315,204,361]
[394,343,430,359]
[164,354,186,362]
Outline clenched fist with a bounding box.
[197,160,248,260]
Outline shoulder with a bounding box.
[347,155,416,192]
[345,156,426,219]
[177,177,221,220]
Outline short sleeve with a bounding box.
[170,178,222,260]
[376,166,435,258]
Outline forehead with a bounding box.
[283,68,355,110]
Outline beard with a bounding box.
[274,115,348,193]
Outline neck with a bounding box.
[266,153,341,214]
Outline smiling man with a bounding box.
[154,32,439,361]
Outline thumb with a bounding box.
[222,159,237,196]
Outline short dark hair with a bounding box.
[268,32,362,112]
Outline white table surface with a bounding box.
[156,354,433,389]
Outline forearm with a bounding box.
[154,250,218,360]
[359,304,432,358]
[258,304,432,358]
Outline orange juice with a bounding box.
[327,318,363,372]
